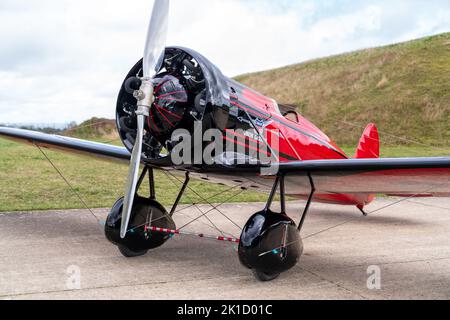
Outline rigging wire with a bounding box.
[166,171,244,232]
[304,183,450,241]
[405,199,450,212]
[63,120,116,136]
[172,183,245,215]
[335,119,450,153]
[32,140,245,241]
[128,182,245,238]
[163,171,245,239]
[177,189,246,233]
[34,144,101,224]
[162,171,227,237]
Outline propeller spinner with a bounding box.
[120,0,170,239]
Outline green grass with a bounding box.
[0,138,267,212]
[341,145,450,158]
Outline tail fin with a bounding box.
[355,124,380,159]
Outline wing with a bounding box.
[206,157,450,198]
[279,158,450,197]
[0,127,130,164]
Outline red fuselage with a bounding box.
[227,80,375,208]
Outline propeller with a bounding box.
[120,0,170,239]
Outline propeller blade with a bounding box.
[143,0,170,78]
[120,114,146,239]
[120,0,170,238]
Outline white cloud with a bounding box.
[0,0,449,124]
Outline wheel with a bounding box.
[252,270,281,282]
[105,197,176,253]
[118,245,148,258]
[239,210,303,281]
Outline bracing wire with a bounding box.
[166,171,244,232]
[163,170,245,239]
[162,171,227,237]
[35,144,101,224]
[335,119,450,154]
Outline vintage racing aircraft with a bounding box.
[1,0,449,281]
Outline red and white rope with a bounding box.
[145,225,240,244]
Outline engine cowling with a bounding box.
[116,47,212,162]
[116,46,269,168]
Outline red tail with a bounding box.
[355,124,380,159]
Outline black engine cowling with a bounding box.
[239,210,303,278]
[116,48,209,162]
[105,197,176,252]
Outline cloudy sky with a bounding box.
[0,0,449,124]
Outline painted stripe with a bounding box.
[228,129,299,161]
[154,103,176,128]
[223,135,297,162]
[229,97,346,158]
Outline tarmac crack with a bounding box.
[300,267,371,300]
[361,256,450,268]
[0,275,248,299]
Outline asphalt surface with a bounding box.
[0,198,449,300]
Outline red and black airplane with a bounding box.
[1,0,449,281]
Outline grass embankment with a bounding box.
[237,33,450,147]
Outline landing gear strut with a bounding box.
[104,167,190,258]
[239,173,316,281]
